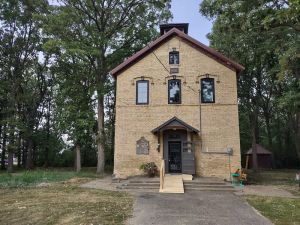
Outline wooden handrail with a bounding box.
[160,159,165,192]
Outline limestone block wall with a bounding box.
[113,36,241,180]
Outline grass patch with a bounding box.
[0,168,103,188]
[0,185,132,225]
[247,169,300,196]
[247,169,298,185]
[245,195,300,225]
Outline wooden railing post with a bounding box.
[160,159,165,192]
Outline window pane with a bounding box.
[201,78,214,103]
[169,80,181,103]
[137,81,148,104]
[169,52,179,64]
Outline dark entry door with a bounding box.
[168,141,182,173]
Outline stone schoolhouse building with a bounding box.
[110,23,244,180]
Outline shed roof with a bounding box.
[246,144,272,155]
[110,27,245,77]
[151,117,199,134]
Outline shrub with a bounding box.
[139,162,158,177]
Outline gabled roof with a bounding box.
[246,144,272,155]
[151,116,199,134]
[110,27,245,77]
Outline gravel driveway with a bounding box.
[127,191,273,225]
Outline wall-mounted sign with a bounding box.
[136,137,149,155]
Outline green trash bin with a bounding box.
[231,173,240,186]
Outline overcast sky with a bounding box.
[170,0,212,45]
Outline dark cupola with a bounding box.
[159,23,189,36]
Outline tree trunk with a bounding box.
[0,125,2,167]
[265,115,273,149]
[1,125,7,170]
[0,125,2,146]
[7,128,15,173]
[250,111,258,170]
[22,140,28,167]
[17,132,22,168]
[75,143,81,172]
[7,150,13,173]
[26,139,34,170]
[294,110,300,161]
[96,95,105,174]
[44,146,49,168]
[32,142,37,166]
[44,103,51,167]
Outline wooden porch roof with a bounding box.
[151,117,199,134]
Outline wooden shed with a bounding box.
[245,144,272,169]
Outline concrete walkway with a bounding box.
[127,191,273,225]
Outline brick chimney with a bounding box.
[159,23,189,35]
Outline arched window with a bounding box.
[136,80,149,105]
[201,78,215,103]
[169,51,179,64]
[168,79,181,104]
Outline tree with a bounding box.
[0,0,61,169]
[43,0,172,173]
[52,57,96,172]
[200,0,300,168]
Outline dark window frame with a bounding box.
[201,78,215,103]
[136,80,149,105]
[169,51,180,64]
[168,79,181,104]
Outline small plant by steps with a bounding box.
[139,162,158,177]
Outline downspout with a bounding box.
[199,90,203,151]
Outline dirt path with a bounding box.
[236,185,299,198]
[80,175,118,191]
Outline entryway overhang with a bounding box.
[151,117,199,135]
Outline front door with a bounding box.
[168,141,182,173]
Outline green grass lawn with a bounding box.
[247,169,300,196]
[245,195,300,225]
[0,168,133,225]
[247,169,298,185]
[0,167,102,188]
[245,169,300,225]
[0,185,133,225]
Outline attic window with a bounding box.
[169,51,179,64]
